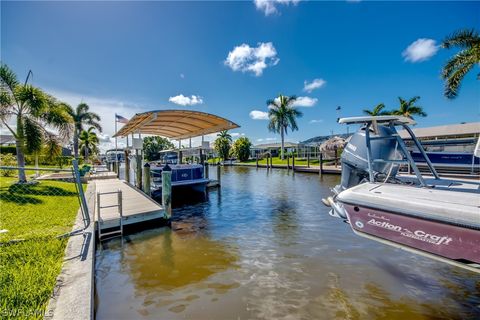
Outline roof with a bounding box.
[0,134,15,145]
[253,142,298,149]
[338,115,415,125]
[398,122,480,139]
[113,110,240,140]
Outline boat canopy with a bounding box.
[113,110,240,139]
[338,115,416,125]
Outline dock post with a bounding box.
[125,150,130,183]
[256,154,259,168]
[292,155,295,172]
[162,165,172,220]
[199,148,204,165]
[204,162,209,179]
[217,164,221,185]
[307,152,310,168]
[143,163,151,196]
[136,154,142,189]
[287,155,290,171]
[178,150,183,164]
[319,152,323,177]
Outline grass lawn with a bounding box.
[0,176,81,319]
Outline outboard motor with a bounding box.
[337,124,401,193]
[324,123,403,219]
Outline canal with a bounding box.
[95,166,480,319]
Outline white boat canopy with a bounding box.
[113,110,240,139]
[338,115,416,125]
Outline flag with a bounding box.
[336,106,341,111]
[115,114,129,124]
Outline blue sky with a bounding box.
[1,1,479,149]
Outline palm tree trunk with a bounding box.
[15,140,26,183]
[15,116,27,183]
[280,128,285,160]
[73,128,79,159]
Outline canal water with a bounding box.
[95,166,480,319]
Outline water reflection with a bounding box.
[96,166,480,320]
[122,229,237,290]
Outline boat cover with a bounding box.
[337,182,480,229]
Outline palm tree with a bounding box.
[441,28,480,99]
[391,96,427,119]
[79,127,99,162]
[217,130,232,142]
[363,103,391,116]
[0,64,72,182]
[64,103,102,158]
[267,95,303,160]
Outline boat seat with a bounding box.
[337,182,480,229]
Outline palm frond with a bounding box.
[442,28,480,49]
[14,85,48,115]
[0,63,19,94]
[444,62,474,99]
[23,117,43,154]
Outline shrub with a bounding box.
[0,153,17,176]
[0,146,16,155]
[214,137,231,161]
[232,137,252,162]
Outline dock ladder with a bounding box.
[97,189,123,240]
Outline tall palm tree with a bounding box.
[64,103,102,158]
[267,95,303,160]
[391,96,427,119]
[441,28,480,99]
[217,130,232,142]
[362,103,391,116]
[79,127,99,162]
[0,64,72,182]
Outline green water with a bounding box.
[95,166,480,319]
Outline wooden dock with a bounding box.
[94,178,165,231]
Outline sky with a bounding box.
[1,0,479,151]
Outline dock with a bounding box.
[94,178,165,231]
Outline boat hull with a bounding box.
[342,203,480,265]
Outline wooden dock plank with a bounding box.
[94,179,164,228]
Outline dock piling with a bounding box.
[319,152,323,177]
[307,152,310,168]
[217,164,221,185]
[256,154,259,168]
[125,150,130,183]
[143,163,151,196]
[204,162,209,179]
[136,154,142,189]
[292,155,295,172]
[162,165,172,220]
[287,155,290,171]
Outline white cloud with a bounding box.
[249,110,269,120]
[225,42,279,76]
[293,96,318,107]
[168,94,204,106]
[231,132,246,137]
[180,73,185,79]
[266,137,276,141]
[303,78,326,93]
[309,119,323,124]
[402,38,439,63]
[272,96,317,108]
[254,0,301,16]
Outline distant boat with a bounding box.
[323,116,480,274]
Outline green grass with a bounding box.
[0,176,81,319]
[238,156,322,166]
